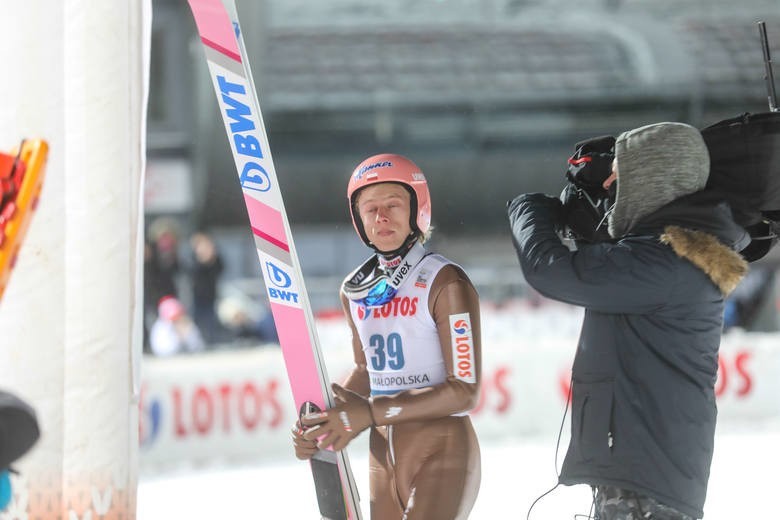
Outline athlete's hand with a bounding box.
[301,384,375,452]
[291,419,318,460]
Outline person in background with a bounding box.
[723,266,777,331]
[146,218,181,302]
[144,218,182,351]
[189,231,225,344]
[292,154,482,519]
[142,241,156,353]
[507,122,749,519]
[217,295,278,345]
[149,295,205,357]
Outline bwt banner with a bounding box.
[139,330,780,472]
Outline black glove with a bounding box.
[509,193,566,231]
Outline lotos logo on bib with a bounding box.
[357,296,418,320]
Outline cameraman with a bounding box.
[507,122,750,519]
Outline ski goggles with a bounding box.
[350,276,398,308]
[343,243,425,308]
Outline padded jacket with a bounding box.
[507,191,748,518]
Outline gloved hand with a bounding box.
[301,384,375,452]
[521,192,564,211]
[510,192,562,225]
[291,419,319,460]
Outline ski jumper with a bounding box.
[342,253,482,520]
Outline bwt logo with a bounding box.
[266,261,292,288]
[453,319,469,335]
[217,74,272,193]
[265,261,299,303]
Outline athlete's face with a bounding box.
[356,183,412,253]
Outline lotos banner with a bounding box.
[139,329,780,472]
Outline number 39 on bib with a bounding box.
[449,313,476,384]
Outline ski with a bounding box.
[185,1,362,518]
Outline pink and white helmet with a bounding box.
[347,154,431,247]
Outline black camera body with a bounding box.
[559,135,616,243]
[561,116,780,261]
[702,112,780,262]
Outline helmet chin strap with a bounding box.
[372,232,419,267]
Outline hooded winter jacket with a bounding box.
[507,123,749,518]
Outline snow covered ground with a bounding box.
[138,425,780,519]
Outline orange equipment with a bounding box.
[0,139,48,302]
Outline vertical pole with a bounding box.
[758,21,778,112]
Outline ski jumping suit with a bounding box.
[342,253,482,520]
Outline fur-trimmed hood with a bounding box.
[632,190,751,296]
[660,225,748,296]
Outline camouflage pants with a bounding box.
[594,486,696,520]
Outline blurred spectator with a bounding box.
[144,218,182,350]
[723,266,778,331]
[188,231,226,344]
[146,217,181,300]
[149,296,205,356]
[142,241,155,353]
[217,295,278,345]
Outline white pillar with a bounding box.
[0,1,150,518]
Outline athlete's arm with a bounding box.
[338,290,371,398]
[368,264,482,425]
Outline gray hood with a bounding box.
[608,122,710,238]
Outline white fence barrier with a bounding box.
[139,311,780,473]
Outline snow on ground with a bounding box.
[138,425,780,519]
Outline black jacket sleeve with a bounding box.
[507,193,677,313]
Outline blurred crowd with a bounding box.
[142,217,780,357]
[723,265,779,333]
[143,217,278,356]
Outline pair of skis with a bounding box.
[185,1,362,518]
